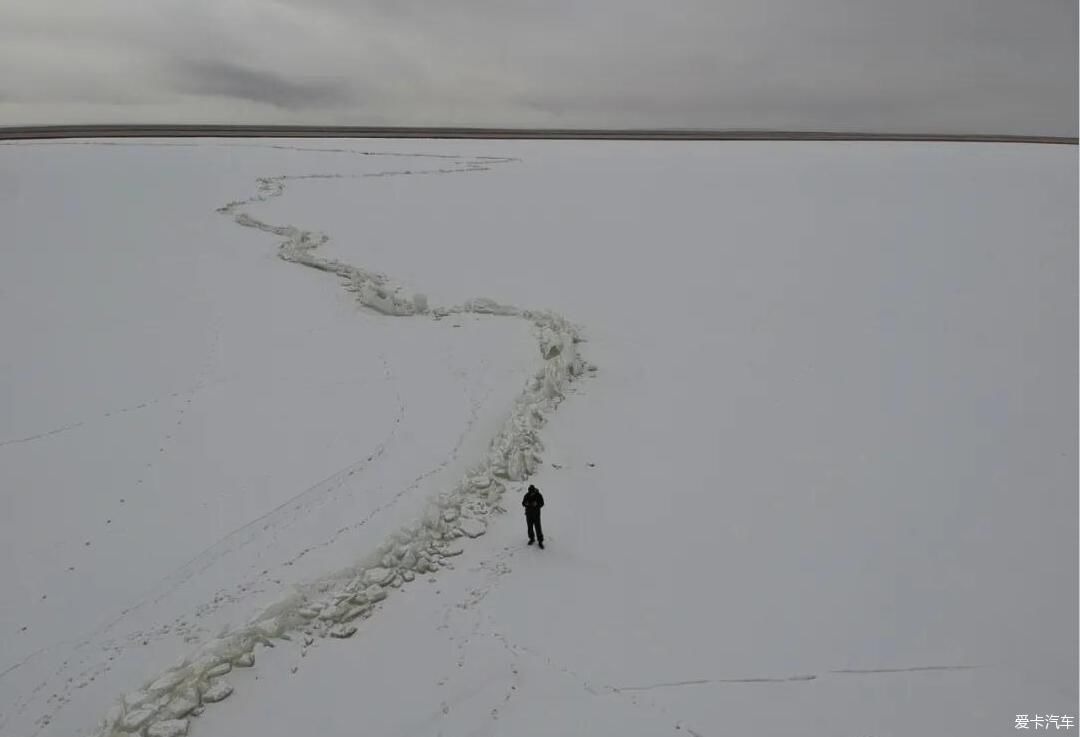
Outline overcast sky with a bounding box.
[0,0,1076,134]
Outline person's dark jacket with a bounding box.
[522,486,544,516]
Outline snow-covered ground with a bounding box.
[0,139,1075,737]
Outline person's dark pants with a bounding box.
[526,511,543,543]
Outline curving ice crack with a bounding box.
[89,152,595,737]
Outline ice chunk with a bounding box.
[201,680,233,703]
[363,567,395,586]
[340,605,370,622]
[319,602,346,621]
[206,662,231,678]
[162,687,200,719]
[459,518,486,538]
[254,617,283,639]
[329,624,357,638]
[148,670,186,695]
[120,705,158,731]
[147,719,189,737]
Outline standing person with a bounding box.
[522,484,545,549]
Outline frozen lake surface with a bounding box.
[0,139,1074,736]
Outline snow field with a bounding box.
[89,153,593,737]
[1,139,1073,737]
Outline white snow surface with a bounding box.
[0,139,1075,737]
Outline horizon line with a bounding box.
[1,125,1076,144]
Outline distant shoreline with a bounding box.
[1,125,1075,144]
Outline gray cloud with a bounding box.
[171,60,352,110]
[0,0,1075,134]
